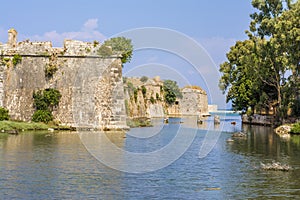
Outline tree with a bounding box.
[219,0,299,121]
[98,37,133,65]
[163,80,182,105]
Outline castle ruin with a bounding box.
[0,29,128,130]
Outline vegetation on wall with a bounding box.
[12,54,22,66]
[140,76,148,83]
[219,0,299,122]
[0,107,9,121]
[32,88,61,123]
[45,63,58,78]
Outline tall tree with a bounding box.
[219,0,299,120]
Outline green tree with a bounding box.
[98,37,133,65]
[163,80,182,105]
[219,0,299,120]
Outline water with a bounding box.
[1,114,300,199]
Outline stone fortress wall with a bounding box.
[0,29,128,130]
[124,77,209,119]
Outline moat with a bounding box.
[1,114,300,199]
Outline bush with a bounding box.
[150,96,156,104]
[141,86,147,98]
[0,107,9,121]
[32,110,53,123]
[32,88,61,123]
[291,123,300,134]
[12,54,22,66]
[140,76,148,83]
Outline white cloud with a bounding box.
[18,18,106,47]
[83,18,99,31]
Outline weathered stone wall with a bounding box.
[0,30,128,130]
[124,77,209,118]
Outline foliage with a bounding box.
[0,107,9,121]
[163,80,182,105]
[32,88,61,123]
[45,64,58,78]
[99,37,133,65]
[97,45,113,58]
[12,54,22,66]
[0,121,49,131]
[219,0,300,120]
[133,88,138,103]
[150,96,156,104]
[33,88,61,111]
[32,110,53,123]
[141,86,147,98]
[140,76,148,83]
[291,123,300,134]
[156,93,161,101]
[126,118,152,128]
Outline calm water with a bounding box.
[1,114,300,199]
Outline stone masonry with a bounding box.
[0,29,128,130]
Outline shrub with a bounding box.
[150,96,156,104]
[291,123,300,134]
[141,86,147,98]
[140,76,148,83]
[32,110,53,123]
[12,54,22,66]
[45,64,58,78]
[32,88,61,123]
[0,107,9,121]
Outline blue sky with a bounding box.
[0,0,255,108]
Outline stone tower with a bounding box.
[8,28,17,47]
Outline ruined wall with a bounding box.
[0,30,128,130]
[124,77,209,118]
[124,77,165,118]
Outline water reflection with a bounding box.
[1,120,300,199]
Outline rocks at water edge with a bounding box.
[261,161,292,171]
[232,132,247,138]
[275,125,291,138]
[214,115,220,124]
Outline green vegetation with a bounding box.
[156,93,161,101]
[219,0,299,122]
[141,86,147,98]
[150,96,156,104]
[133,88,138,103]
[140,76,148,83]
[126,118,152,128]
[0,121,49,131]
[45,64,58,78]
[32,88,61,123]
[291,123,300,134]
[12,54,22,66]
[98,37,133,65]
[163,80,182,105]
[32,110,53,123]
[0,107,9,121]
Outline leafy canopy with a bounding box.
[98,37,133,65]
[163,80,182,105]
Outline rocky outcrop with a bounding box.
[275,125,291,138]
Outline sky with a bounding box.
[0,0,255,109]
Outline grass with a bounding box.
[0,120,73,132]
[126,117,152,128]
